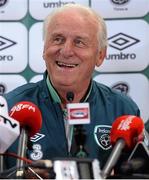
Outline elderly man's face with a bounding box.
[43,9,106,91]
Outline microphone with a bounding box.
[0,96,20,173]
[9,101,42,178]
[66,92,90,158]
[66,92,90,125]
[101,115,144,178]
[66,91,74,102]
[144,129,149,148]
[0,96,8,116]
[127,141,149,175]
[0,96,20,153]
[0,115,20,152]
[120,158,145,174]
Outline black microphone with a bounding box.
[120,158,145,175]
[66,91,74,102]
[65,93,94,179]
[127,141,149,174]
[66,92,89,158]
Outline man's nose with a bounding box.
[60,40,74,58]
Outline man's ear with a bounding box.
[96,48,107,67]
[42,46,46,60]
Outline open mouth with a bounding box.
[56,61,78,68]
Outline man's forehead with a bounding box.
[48,11,98,33]
[49,8,96,25]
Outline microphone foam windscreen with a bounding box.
[9,101,42,137]
[110,115,144,149]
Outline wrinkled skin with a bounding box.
[43,8,106,104]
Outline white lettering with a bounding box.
[117,116,135,131]
[10,104,35,115]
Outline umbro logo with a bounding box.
[0,36,17,51]
[110,0,130,5]
[112,82,129,95]
[108,33,140,51]
[0,0,8,7]
[0,84,5,95]
[30,133,45,142]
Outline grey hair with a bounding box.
[43,3,108,49]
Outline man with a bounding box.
[4,3,140,177]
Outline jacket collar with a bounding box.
[45,72,93,103]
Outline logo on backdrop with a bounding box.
[0,84,6,95]
[0,0,8,7]
[110,0,130,5]
[0,36,17,51]
[43,1,75,8]
[94,125,112,150]
[112,82,129,95]
[106,33,140,61]
[108,33,140,51]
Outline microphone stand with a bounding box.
[74,125,88,158]
[66,92,92,179]
[0,156,3,173]
[15,128,28,179]
[66,91,88,158]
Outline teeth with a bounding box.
[56,61,77,68]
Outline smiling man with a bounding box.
[4,3,140,178]
[42,5,106,106]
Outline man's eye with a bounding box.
[75,39,85,47]
[53,37,64,44]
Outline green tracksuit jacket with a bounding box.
[4,72,140,169]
